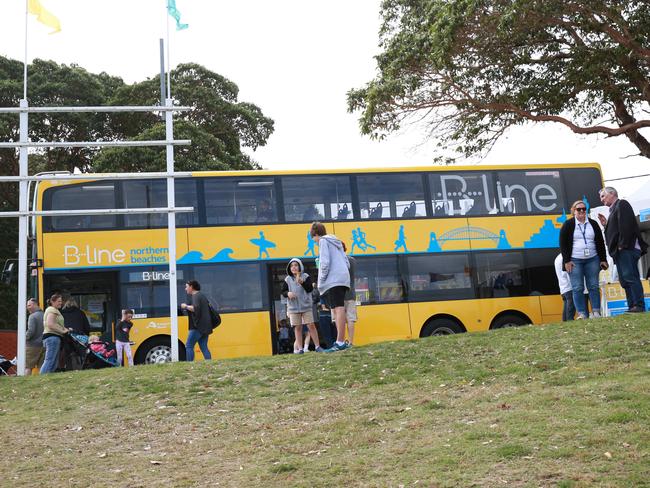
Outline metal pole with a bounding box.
[166,97,179,362]
[16,99,29,376]
[159,39,166,109]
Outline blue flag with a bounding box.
[167,0,188,31]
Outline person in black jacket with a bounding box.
[559,200,608,319]
[61,298,90,335]
[180,280,213,361]
[598,187,648,313]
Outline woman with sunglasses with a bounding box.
[559,201,608,319]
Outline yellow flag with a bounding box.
[28,0,61,34]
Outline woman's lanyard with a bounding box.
[577,221,590,256]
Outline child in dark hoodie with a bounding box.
[281,258,324,353]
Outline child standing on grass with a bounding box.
[281,258,324,353]
[115,309,134,367]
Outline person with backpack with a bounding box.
[281,258,324,353]
[180,280,213,361]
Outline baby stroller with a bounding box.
[67,333,118,370]
[0,354,17,376]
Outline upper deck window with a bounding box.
[45,182,117,231]
[358,173,426,220]
[494,170,565,215]
[429,172,497,216]
[204,178,278,225]
[282,175,353,222]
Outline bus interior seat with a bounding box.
[337,203,350,220]
[368,202,383,219]
[401,201,417,218]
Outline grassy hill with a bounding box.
[1,314,649,487]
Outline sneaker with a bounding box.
[576,313,588,320]
[315,346,325,352]
[324,342,349,353]
[293,350,304,355]
[591,311,601,318]
[627,306,644,313]
[303,346,309,353]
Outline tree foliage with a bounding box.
[0,56,274,327]
[348,0,650,161]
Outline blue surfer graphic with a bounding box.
[250,231,276,259]
[304,231,317,257]
[394,225,408,252]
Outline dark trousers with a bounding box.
[614,249,645,310]
[561,291,576,321]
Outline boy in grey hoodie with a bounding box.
[310,222,351,352]
[281,258,324,353]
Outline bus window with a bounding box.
[406,254,473,301]
[45,182,117,231]
[475,251,526,298]
[354,256,403,303]
[429,172,496,217]
[495,170,565,215]
[281,175,352,222]
[183,263,266,312]
[525,249,561,295]
[358,173,426,219]
[204,178,277,225]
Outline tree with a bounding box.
[348,0,650,162]
[0,56,274,328]
[93,63,274,172]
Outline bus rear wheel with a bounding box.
[421,318,464,337]
[491,314,529,329]
[135,337,186,365]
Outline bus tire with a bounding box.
[491,313,529,330]
[421,317,464,337]
[135,336,186,365]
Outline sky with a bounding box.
[1,0,648,201]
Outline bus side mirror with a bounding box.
[1,261,16,285]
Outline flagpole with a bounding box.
[23,0,29,99]
[166,1,171,99]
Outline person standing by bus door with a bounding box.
[598,187,648,313]
[25,298,44,375]
[341,242,358,345]
[281,258,324,353]
[310,222,351,352]
[554,253,575,321]
[115,309,135,367]
[181,280,213,361]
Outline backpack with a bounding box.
[208,302,221,329]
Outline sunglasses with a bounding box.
[575,208,587,212]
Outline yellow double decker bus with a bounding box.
[31,163,603,363]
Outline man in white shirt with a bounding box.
[554,253,575,321]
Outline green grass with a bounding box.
[1,314,649,487]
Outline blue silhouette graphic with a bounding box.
[304,231,317,257]
[350,227,376,255]
[557,209,567,224]
[523,219,561,248]
[496,229,512,249]
[426,232,442,252]
[438,226,496,250]
[250,231,276,259]
[178,248,236,264]
[394,225,408,252]
[582,195,590,213]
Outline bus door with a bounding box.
[267,259,318,354]
[44,272,118,337]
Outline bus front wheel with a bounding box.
[421,318,464,337]
[135,336,186,365]
[491,314,529,329]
